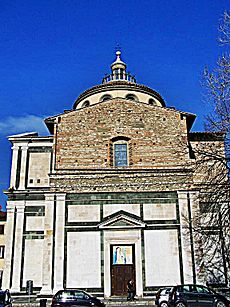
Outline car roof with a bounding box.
[173,284,217,291]
[55,289,88,294]
[57,289,86,291]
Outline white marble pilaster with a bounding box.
[40,194,55,295]
[9,146,19,189]
[51,124,57,173]
[18,145,28,190]
[11,202,25,292]
[135,236,143,297]
[177,191,194,283]
[2,204,16,290]
[189,191,202,283]
[53,194,65,293]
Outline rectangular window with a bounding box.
[0,225,4,234]
[0,270,3,288]
[25,206,45,216]
[0,246,5,259]
[114,144,128,166]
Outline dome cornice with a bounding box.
[73,80,165,108]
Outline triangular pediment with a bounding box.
[98,210,146,229]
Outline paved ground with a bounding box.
[11,294,157,307]
[12,297,156,307]
[12,296,48,307]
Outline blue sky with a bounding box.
[0,0,229,210]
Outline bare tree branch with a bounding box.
[188,11,230,285]
[218,11,230,45]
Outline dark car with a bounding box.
[0,290,12,307]
[51,289,105,307]
[156,287,172,307]
[168,284,230,307]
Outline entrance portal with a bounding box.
[111,245,135,296]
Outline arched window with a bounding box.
[100,94,112,102]
[148,98,156,105]
[82,100,90,108]
[125,94,138,102]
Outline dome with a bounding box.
[73,51,166,109]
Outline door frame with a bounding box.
[110,244,135,296]
[103,230,143,298]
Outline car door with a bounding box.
[73,291,91,306]
[185,285,198,307]
[177,285,198,307]
[195,285,215,306]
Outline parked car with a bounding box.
[168,284,230,307]
[0,289,12,307]
[51,289,105,307]
[156,287,172,307]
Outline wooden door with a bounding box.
[111,245,135,296]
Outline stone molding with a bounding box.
[73,81,166,108]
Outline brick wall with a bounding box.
[49,98,197,193]
[54,99,189,170]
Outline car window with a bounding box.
[196,286,211,294]
[72,291,85,299]
[176,286,183,292]
[190,285,199,293]
[57,291,74,299]
[177,285,199,293]
[182,286,190,292]
[161,289,170,295]
[204,286,214,294]
[56,290,88,300]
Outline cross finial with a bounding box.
[115,43,121,53]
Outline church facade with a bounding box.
[2,52,225,297]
